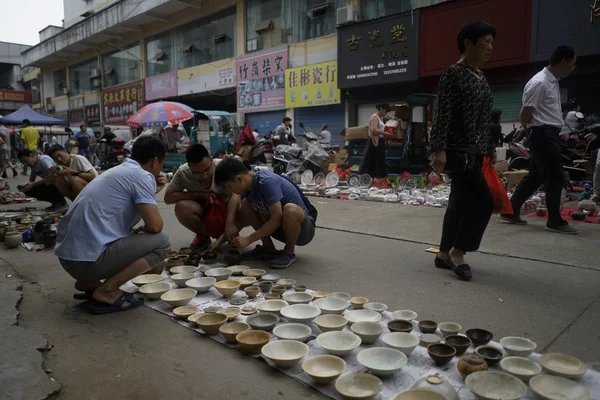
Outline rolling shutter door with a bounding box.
[245,110,287,136]
[293,104,346,147]
[492,84,525,122]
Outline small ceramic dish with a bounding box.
[265,293,281,300]
[418,320,438,334]
[138,282,171,299]
[363,302,388,313]
[171,272,196,288]
[227,265,250,275]
[419,333,441,347]
[312,290,329,299]
[539,353,588,379]
[273,323,312,342]
[240,306,257,315]
[170,265,198,275]
[500,356,542,382]
[293,284,307,292]
[160,288,197,307]
[302,355,347,384]
[219,322,250,344]
[185,277,216,293]
[187,312,204,324]
[329,292,351,301]
[387,320,413,333]
[438,322,462,337]
[357,347,407,377]
[131,274,164,287]
[205,268,232,282]
[345,309,382,325]
[335,373,383,400]
[529,374,590,400]
[261,273,282,282]
[443,335,472,356]
[315,314,348,332]
[236,330,271,354]
[246,312,280,331]
[243,268,266,278]
[476,345,505,366]
[173,305,197,319]
[499,336,537,357]
[222,306,241,321]
[427,343,456,366]
[313,297,349,315]
[276,278,296,288]
[382,332,419,356]
[203,306,224,314]
[350,296,369,309]
[391,310,418,321]
[465,371,527,400]
[316,331,362,356]
[466,328,493,346]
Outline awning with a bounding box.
[0,105,69,126]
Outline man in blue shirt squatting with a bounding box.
[54,136,171,314]
[215,157,317,269]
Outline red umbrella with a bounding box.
[126,101,194,128]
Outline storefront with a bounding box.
[101,80,145,125]
[85,104,101,127]
[245,110,287,136]
[0,90,33,115]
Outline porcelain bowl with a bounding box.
[363,302,387,313]
[236,330,271,354]
[273,323,312,342]
[313,297,349,315]
[420,334,442,347]
[280,304,321,324]
[227,265,250,275]
[246,312,280,331]
[539,353,588,379]
[131,274,164,287]
[232,276,256,289]
[393,390,447,400]
[315,314,348,332]
[391,310,418,321]
[529,374,590,400]
[261,273,282,282]
[438,322,462,337]
[244,286,260,298]
[465,371,528,400]
[261,340,309,368]
[312,290,329,299]
[282,292,314,305]
[382,332,419,355]
[185,277,216,293]
[195,313,228,335]
[170,265,198,275]
[242,268,266,278]
[427,343,456,366]
[302,355,347,384]
[138,282,171,299]
[214,280,241,298]
[418,320,438,334]
[499,336,537,357]
[444,335,472,356]
[345,310,382,325]
[160,288,197,307]
[271,285,286,296]
[276,278,296,288]
[317,331,361,356]
[350,321,384,345]
[204,268,232,281]
[256,299,289,314]
[328,292,351,301]
[187,313,204,324]
[219,322,250,344]
[500,356,542,382]
[466,328,493,346]
[475,345,505,366]
[293,284,307,292]
[350,297,369,309]
[171,272,196,288]
[387,320,413,333]
[357,347,407,377]
[335,373,383,400]
[172,305,197,319]
[222,307,241,321]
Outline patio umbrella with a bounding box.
[126,101,194,128]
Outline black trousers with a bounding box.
[24,184,65,206]
[440,156,493,253]
[510,126,564,226]
[358,138,387,178]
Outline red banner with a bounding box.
[0,90,32,103]
[101,80,145,124]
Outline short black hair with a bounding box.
[80,124,86,130]
[185,144,210,164]
[131,136,167,164]
[550,45,575,66]
[457,20,497,54]
[568,98,580,108]
[48,144,67,157]
[491,109,502,124]
[22,119,31,125]
[376,103,391,111]
[17,149,33,159]
[283,117,292,123]
[214,157,250,186]
[321,124,328,130]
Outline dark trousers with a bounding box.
[510,126,564,226]
[440,156,493,253]
[24,184,65,206]
[358,138,387,178]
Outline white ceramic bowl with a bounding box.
[345,309,382,325]
[500,357,542,382]
[328,292,351,301]
[138,282,171,299]
[313,297,349,315]
[465,371,528,400]
[227,265,250,275]
[335,373,383,400]
[273,323,312,342]
[315,315,348,332]
[529,374,590,400]
[382,332,420,355]
[317,331,361,356]
[171,272,196,288]
[261,340,309,368]
[280,304,321,324]
[539,353,588,379]
[302,355,347,384]
[185,277,216,293]
[391,310,418,321]
[170,265,197,275]
[438,322,462,337]
[160,288,197,307]
[419,333,441,347]
[357,347,407,377]
[363,302,388,313]
[204,268,232,281]
[350,321,384,345]
[499,336,537,357]
[282,292,314,305]
[234,276,257,289]
[276,278,296,288]
[256,299,289,314]
[131,274,164,287]
[246,312,280,331]
[393,390,447,400]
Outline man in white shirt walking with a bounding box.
[501,45,577,234]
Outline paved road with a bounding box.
[1,175,599,399]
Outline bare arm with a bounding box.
[248,201,283,243]
[163,185,207,204]
[520,106,535,127]
[136,203,163,233]
[77,171,96,182]
[226,194,241,226]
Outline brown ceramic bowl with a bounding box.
[293,285,307,292]
[475,345,504,366]
[244,286,260,298]
[236,330,271,354]
[201,250,218,263]
[466,329,494,346]
[219,322,250,344]
[418,320,438,334]
[427,343,456,366]
[265,293,281,300]
[388,320,413,333]
[271,285,286,296]
[224,250,242,266]
[444,335,472,356]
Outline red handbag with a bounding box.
[202,194,229,239]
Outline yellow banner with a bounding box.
[285,61,341,108]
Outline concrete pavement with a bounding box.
[1,180,599,399]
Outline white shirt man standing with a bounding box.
[501,45,577,234]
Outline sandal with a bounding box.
[88,293,144,314]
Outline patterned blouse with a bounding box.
[430,63,495,155]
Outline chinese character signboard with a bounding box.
[218,66,235,87]
[101,80,145,125]
[285,61,340,108]
[0,90,32,103]
[85,105,101,127]
[337,11,419,89]
[236,46,288,112]
[145,72,177,101]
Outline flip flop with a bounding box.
[88,293,144,314]
[73,291,93,300]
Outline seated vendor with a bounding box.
[17,149,68,212]
[164,144,228,251]
[214,158,317,269]
[54,136,171,314]
[48,144,98,201]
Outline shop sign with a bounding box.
[285,61,340,108]
[69,95,84,111]
[218,66,235,87]
[236,46,288,112]
[337,11,419,89]
[145,72,177,101]
[101,80,145,125]
[0,90,32,103]
[85,105,101,127]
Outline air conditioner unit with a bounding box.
[246,38,263,52]
[92,78,101,88]
[336,5,357,25]
[62,87,69,96]
[89,68,100,78]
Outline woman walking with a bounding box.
[359,103,392,182]
[429,20,498,281]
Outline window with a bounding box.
[102,43,141,87]
[361,0,450,21]
[281,0,345,44]
[53,69,67,96]
[174,7,236,70]
[147,30,175,77]
[246,0,283,52]
[24,79,41,104]
[69,58,98,95]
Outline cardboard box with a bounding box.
[395,104,410,120]
[345,126,369,141]
[503,170,528,186]
[494,160,508,173]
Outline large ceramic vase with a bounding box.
[4,232,22,249]
[457,354,488,377]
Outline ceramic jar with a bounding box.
[34,222,51,244]
[41,231,57,249]
[535,206,548,217]
[457,353,488,377]
[410,375,458,400]
[4,232,22,249]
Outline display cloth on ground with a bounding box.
[128,262,600,400]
